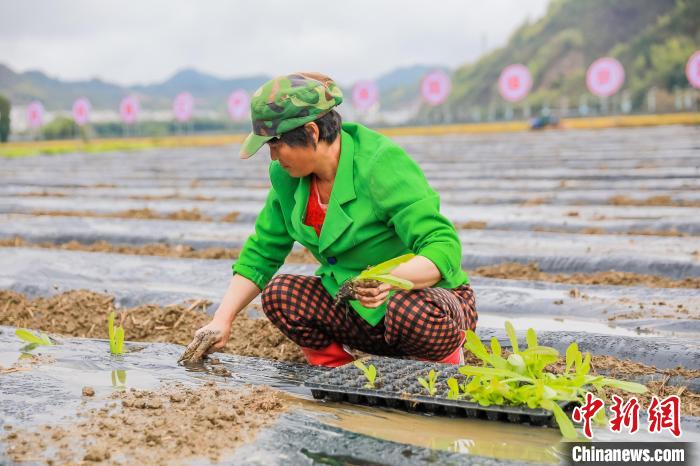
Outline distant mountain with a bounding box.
[0,64,126,110]
[0,65,271,112]
[131,68,270,111]
[419,0,699,123]
[0,63,444,115]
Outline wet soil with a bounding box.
[0,236,319,264]
[607,299,697,322]
[0,353,55,374]
[3,382,287,465]
[608,195,700,208]
[472,262,700,289]
[454,220,488,230]
[28,208,242,223]
[0,289,305,363]
[535,226,691,237]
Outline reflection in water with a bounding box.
[301,447,389,466]
[111,369,127,388]
[296,399,563,464]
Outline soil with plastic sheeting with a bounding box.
[2,289,699,416]
[4,382,287,465]
[0,289,305,363]
[0,236,319,264]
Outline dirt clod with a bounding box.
[473,261,700,289]
[81,386,95,397]
[4,383,287,465]
[0,236,319,264]
[0,289,305,363]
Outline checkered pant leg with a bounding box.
[384,284,477,360]
[260,274,478,358]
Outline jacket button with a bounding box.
[327,256,337,265]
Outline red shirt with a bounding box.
[304,175,328,237]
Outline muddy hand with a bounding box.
[178,330,222,364]
[355,282,392,308]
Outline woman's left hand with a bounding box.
[355,282,392,308]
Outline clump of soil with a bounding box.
[0,236,319,264]
[472,261,700,289]
[28,208,242,223]
[454,220,487,230]
[521,197,550,206]
[608,195,700,208]
[220,211,240,222]
[128,194,215,202]
[0,353,56,375]
[24,190,68,197]
[0,289,305,363]
[532,226,690,237]
[3,382,287,464]
[607,301,698,322]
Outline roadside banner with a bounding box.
[352,80,379,112]
[173,92,194,122]
[27,101,45,128]
[421,70,451,105]
[120,96,140,124]
[586,57,625,97]
[227,90,249,121]
[686,50,700,89]
[72,98,91,126]
[498,64,532,102]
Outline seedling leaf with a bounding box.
[108,311,125,355]
[358,253,415,278]
[371,274,414,290]
[526,328,537,349]
[446,378,460,400]
[15,329,53,347]
[505,321,519,353]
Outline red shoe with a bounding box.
[436,344,465,365]
[417,336,466,365]
[301,342,355,368]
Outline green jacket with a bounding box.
[232,122,469,326]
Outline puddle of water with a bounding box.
[478,314,654,338]
[297,398,563,464]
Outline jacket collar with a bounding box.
[292,129,356,253]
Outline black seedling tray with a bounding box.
[304,356,577,428]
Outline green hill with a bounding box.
[421,0,699,123]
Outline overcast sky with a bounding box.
[1,0,550,86]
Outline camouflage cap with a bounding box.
[239,72,343,159]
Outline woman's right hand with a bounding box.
[178,317,231,364]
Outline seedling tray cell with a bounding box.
[304,356,576,428]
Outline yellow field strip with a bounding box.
[1,112,697,157]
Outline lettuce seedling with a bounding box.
[418,369,440,396]
[459,321,647,439]
[353,360,377,389]
[15,328,53,351]
[334,254,415,307]
[108,311,125,355]
[446,377,460,400]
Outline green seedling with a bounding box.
[108,311,125,355]
[353,360,377,389]
[446,377,460,400]
[459,321,647,440]
[418,369,440,397]
[333,254,415,307]
[15,328,54,351]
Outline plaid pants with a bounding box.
[260,274,478,360]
